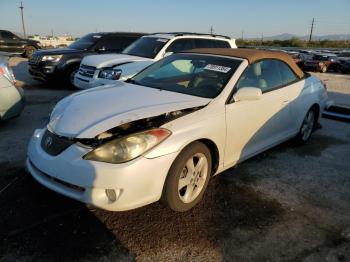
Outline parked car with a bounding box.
[0,55,25,121]
[303,53,339,73]
[74,32,236,89]
[339,60,350,74]
[0,30,41,58]
[337,52,350,63]
[287,52,304,68]
[27,48,328,212]
[28,32,145,87]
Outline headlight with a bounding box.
[98,68,122,80]
[41,55,62,62]
[83,128,171,164]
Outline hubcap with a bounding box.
[301,111,315,141]
[178,153,208,204]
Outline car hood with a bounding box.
[34,48,85,56]
[48,81,210,138]
[82,54,152,68]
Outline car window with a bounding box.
[122,37,169,58]
[166,39,194,53]
[215,40,230,48]
[95,36,124,51]
[131,53,241,98]
[278,61,298,85]
[1,31,17,40]
[236,59,297,93]
[193,39,216,48]
[121,36,139,49]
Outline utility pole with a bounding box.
[19,1,26,38]
[241,30,244,40]
[210,26,214,35]
[261,33,264,45]
[308,18,315,43]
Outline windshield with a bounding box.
[68,34,102,50]
[122,37,169,58]
[130,53,241,98]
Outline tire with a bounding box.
[64,66,79,89]
[162,141,212,212]
[24,46,36,58]
[321,66,327,73]
[294,108,317,144]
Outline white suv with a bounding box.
[74,32,236,89]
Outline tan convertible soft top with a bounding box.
[183,48,305,79]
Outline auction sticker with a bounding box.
[204,64,231,73]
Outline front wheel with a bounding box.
[162,142,212,212]
[295,109,316,144]
[64,66,79,89]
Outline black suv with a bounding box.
[28,32,145,86]
[0,30,41,57]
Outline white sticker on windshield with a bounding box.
[157,38,168,42]
[204,64,231,73]
[93,35,102,38]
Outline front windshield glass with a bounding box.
[122,37,169,58]
[69,34,102,50]
[130,53,241,98]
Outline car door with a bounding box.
[0,31,24,53]
[224,59,293,166]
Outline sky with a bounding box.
[0,0,350,38]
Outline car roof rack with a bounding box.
[151,32,231,40]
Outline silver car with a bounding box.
[0,55,25,121]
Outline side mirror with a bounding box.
[163,52,173,58]
[233,87,262,102]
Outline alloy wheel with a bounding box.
[301,110,315,141]
[178,153,209,204]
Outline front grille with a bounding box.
[30,160,85,193]
[78,64,96,78]
[29,54,41,64]
[41,129,75,156]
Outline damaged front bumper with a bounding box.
[26,128,178,211]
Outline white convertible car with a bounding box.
[27,48,328,212]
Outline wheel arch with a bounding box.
[196,138,220,175]
[310,103,320,122]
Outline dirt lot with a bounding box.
[1,58,350,261]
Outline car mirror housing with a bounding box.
[233,87,262,102]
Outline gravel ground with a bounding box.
[0,57,349,261]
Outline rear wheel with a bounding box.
[162,142,212,212]
[295,108,316,144]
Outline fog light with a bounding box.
[105,189,117,202]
